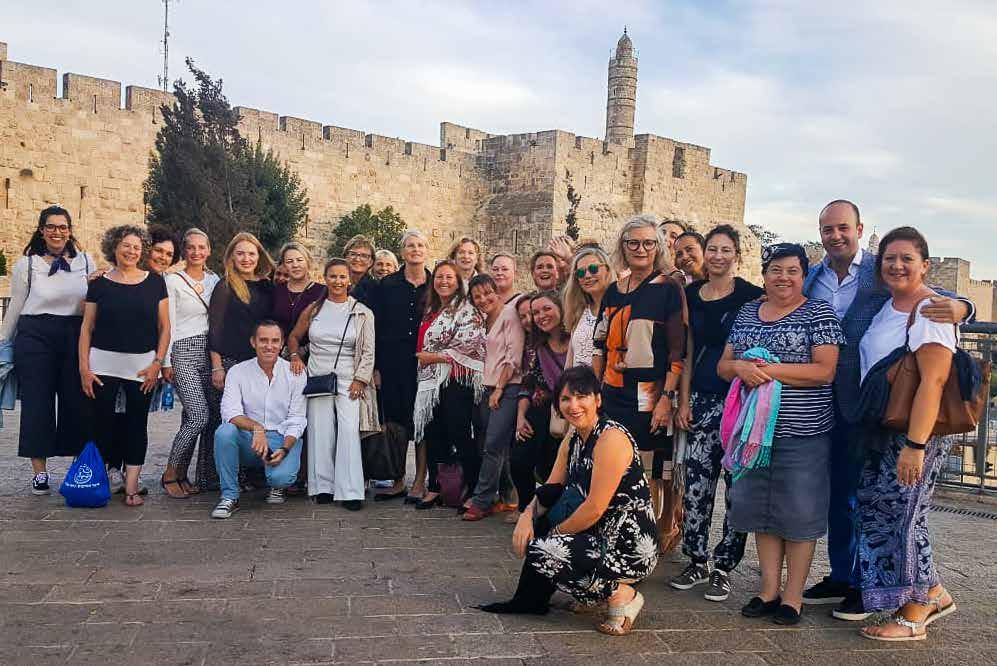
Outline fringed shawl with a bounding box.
[413,299,486,442]
[720,347,782,481]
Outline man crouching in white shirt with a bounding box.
[210,320,306,518]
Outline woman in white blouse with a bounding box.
[160,229,220,498]
[0,206,95,495]
[563,246,615,367]
[855,227,959,642]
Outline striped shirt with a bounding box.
[727,299,845,438]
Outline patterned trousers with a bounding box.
[857,432,953,611]
[196,354,241,491]
[166,334,211,472]
[680,391,746,572]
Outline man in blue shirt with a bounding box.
[801,200,972,620]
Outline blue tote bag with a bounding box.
[59,442,112,508]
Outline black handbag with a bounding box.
[301,302,356,397]
[361,393,408,480]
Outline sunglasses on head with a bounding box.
[575,263,604,279]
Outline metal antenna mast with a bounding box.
[157,0,173,91]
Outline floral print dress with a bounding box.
[527,418,658,603]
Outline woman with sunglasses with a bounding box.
[563,247,616,368]
[1,206,95,495]
[593,214,687,553]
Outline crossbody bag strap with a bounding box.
[176,272,211,312]
[332,302,358,370]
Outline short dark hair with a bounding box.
[675,230,705,250]
[252,319,284,338]
[875,226,930,280]
[147,224,180,265]
[529,250,559,272]
[553,365,602,416]
[705,224,742,256]
[101,225,150,265]
[468,273,497,295]
[819,199,861,226]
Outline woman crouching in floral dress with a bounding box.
[477,365,658,636]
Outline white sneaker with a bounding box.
[265,488,286,504]
[211,498,239,519]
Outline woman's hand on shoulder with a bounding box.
[920,295,969,324]
[87,267,108,283]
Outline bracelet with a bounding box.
[289,352,299,359]
[280,446,292,455]
[152,357,164,365]
[211,367,225,374]
[904,438,927,451]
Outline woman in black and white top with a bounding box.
[0,206,95,495]
[79,225,170,507]
[160,228,220,498]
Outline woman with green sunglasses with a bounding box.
[564,246,615,368]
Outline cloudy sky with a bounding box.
[5,1,997,275]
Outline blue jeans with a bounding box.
[827,421,861,586]
[213,423,302,501]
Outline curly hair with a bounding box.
[101,225,150,265]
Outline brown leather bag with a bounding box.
[883,308,989,436]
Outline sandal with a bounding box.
[178,477,201,495]
[924,589,957,626]
[860,612,926,642]
[160,476,188,499]
[124,492,145,507]
[597,591,644,636]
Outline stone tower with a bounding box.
[605,29,638,146]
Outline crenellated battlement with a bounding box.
[0,35,754,291]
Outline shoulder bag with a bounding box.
[302,302,357,397]
[883,306,989,436]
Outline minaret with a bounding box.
[867,227,880,255]
[605,29,638,146]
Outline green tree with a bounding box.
[143,59,308,268]
[328,204,406,258]
[565,183,582,241]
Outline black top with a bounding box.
[685,277,764,395]
[350,273,378,308]
[208,279,274,362]
[370,267,431,372]
[86,272,167,353]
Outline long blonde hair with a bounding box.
[223,232,276,303]
[563,246,615,330]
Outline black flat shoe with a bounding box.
[374,490,407,502]
[315,493,334,505]
[403,495,423,505]
[772,604,802,625]
[415,495,442,510]
[741,596,782,618]
[474,600,550,615]
[342,500,363,511]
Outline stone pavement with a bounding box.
[1,406,996,665]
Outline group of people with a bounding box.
[0,199,973,641]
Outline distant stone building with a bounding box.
[0,32,758,296]
[929,257,994,322]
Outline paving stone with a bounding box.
[0,404,995,663]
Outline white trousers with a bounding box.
[307,366,364,500]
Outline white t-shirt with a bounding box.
[859,298,958,381]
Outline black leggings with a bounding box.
[426,383,481,495]
[92,376,154,467]
[510,402,560,512]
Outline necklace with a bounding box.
[702,279,735,301]
[287,281,314,308]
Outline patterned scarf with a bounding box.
[413,299,486,442]
[720,347,782,481]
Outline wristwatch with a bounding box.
[665,390,677,401]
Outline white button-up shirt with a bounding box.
[809,248,864,320]
[220,357,307,440]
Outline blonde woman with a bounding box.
[563,246,615,367]
[272,242,324,339]
[448,236,485,284]
[160,228,220,497]
[198,232,275,490]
